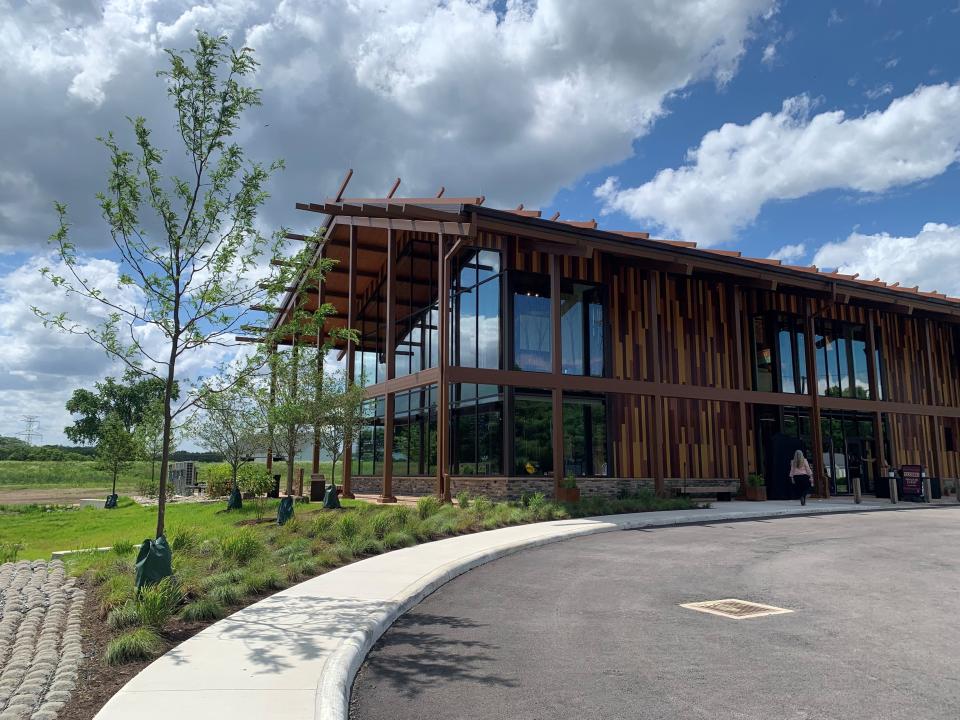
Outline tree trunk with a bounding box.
[112,468,118,496]
[286,434,295,495]
[156,346,178,538]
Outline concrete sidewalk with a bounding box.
[93,499,950,720]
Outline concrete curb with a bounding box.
[92,500,948,720]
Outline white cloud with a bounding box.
[827,9,843,26]
[884,57,900,69]
[761,43,778,65]
[596,83,960,245]
[812,223,960,298]
[0,0,776,254]
[767,242,806,263]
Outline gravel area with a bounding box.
[0,560,85,720]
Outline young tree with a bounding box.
[315,369,368,488]
[133,401,165,481]
[65,372,169,445]
[97,412,137,500]
[35,32,298,537]
[195,383,263,501]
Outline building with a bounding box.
[256,183,960,502]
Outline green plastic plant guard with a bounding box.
[104,494,118,509]
[323,482,341,509]
[227,485,243,510]
[135,534,173,591]
[277,496,294,525]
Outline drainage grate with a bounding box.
[680,598,793,620]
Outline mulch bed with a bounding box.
[58,580,208,720]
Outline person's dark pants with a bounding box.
[795,474,811,504]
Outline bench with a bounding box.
[671,481,738,502]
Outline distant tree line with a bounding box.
[0,436,223,463]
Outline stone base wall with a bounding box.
[349,476,740,501]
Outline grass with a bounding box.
[36,488,699,668]
[0,459,342,497]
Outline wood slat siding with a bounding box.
[389,230,960,485]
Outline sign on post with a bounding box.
[901,464,923,499]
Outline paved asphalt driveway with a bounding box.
[351,508,960,720]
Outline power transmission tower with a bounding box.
[17,415,42,445]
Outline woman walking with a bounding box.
[789,450,813,505]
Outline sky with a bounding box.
[1,0,959,445]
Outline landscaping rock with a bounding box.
[0,559,85,718]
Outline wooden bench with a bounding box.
[672,481,738,502]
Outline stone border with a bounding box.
[93,501,948,720]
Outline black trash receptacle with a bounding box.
[310,478,326,502]
[931,477,942,500]
[269,474,281,498]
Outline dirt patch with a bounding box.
[0,487,115,505]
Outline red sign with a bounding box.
[901,464,923,496]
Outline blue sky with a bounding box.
[553,1,960,261]
[1,0,959,444]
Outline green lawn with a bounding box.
[0,496,363,560]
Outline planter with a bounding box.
[745,484,767,501]
[556,487,581,503]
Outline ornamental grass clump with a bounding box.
[416,495,441,519]
[135,577,183,631]
[370,511,393,539]
[105,627,164,665]
[455,491,471,509]
[107,601,139,631]
[335,512,361,542]
[112,539,135,557]
[179,597,225,622]
[219,528,265,564]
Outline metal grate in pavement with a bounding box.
[679,598,793,620]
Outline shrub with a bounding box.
[107,601,139,631]
[209,583,246,606]
[200,463,234,498]
[389,505,414,528]
[370,511,393,539]
[201,568,246,591]
[340,534,383,557]
[274,538,311,563]
[136,476,174,500]
[417,495,441,519]
[455,491,471,509]
[135,577,183,631]
[99,573,135,615]
[335,513,361,542]
[241,568,285,595]
[383,530,416,549]
[285,558,322,582]
[239,465,274,521]
[105,628,163,665]
[309,512,338,539]
[219,529,265,564]
[527,492,547,514]
[471,496,493,518]
[179,597,225,622]
[111,539,135,557]
[170,525,201,553]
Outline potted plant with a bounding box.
[745,473,767,501]
[556,475,581,503]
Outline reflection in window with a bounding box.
[352,398,383,476]
[562,395,608,477]
[753,317,773,392]
[561,282,607,377]
[514,391,553,475]
[450,384,502,475]
[815,321,874,399]
[454,249,501,370]
[512,274,551,372]
[389,386,437,477]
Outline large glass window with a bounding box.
[561,282,607,377]
[352,397,384,475]
[512,274,551,372]
[753,316,774,392]
[562,395,609,477]
[815,320,876,399]
[453,250,501,370]
[513,391,553,475]
[389,385,437,476]
[450,384,502,475]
